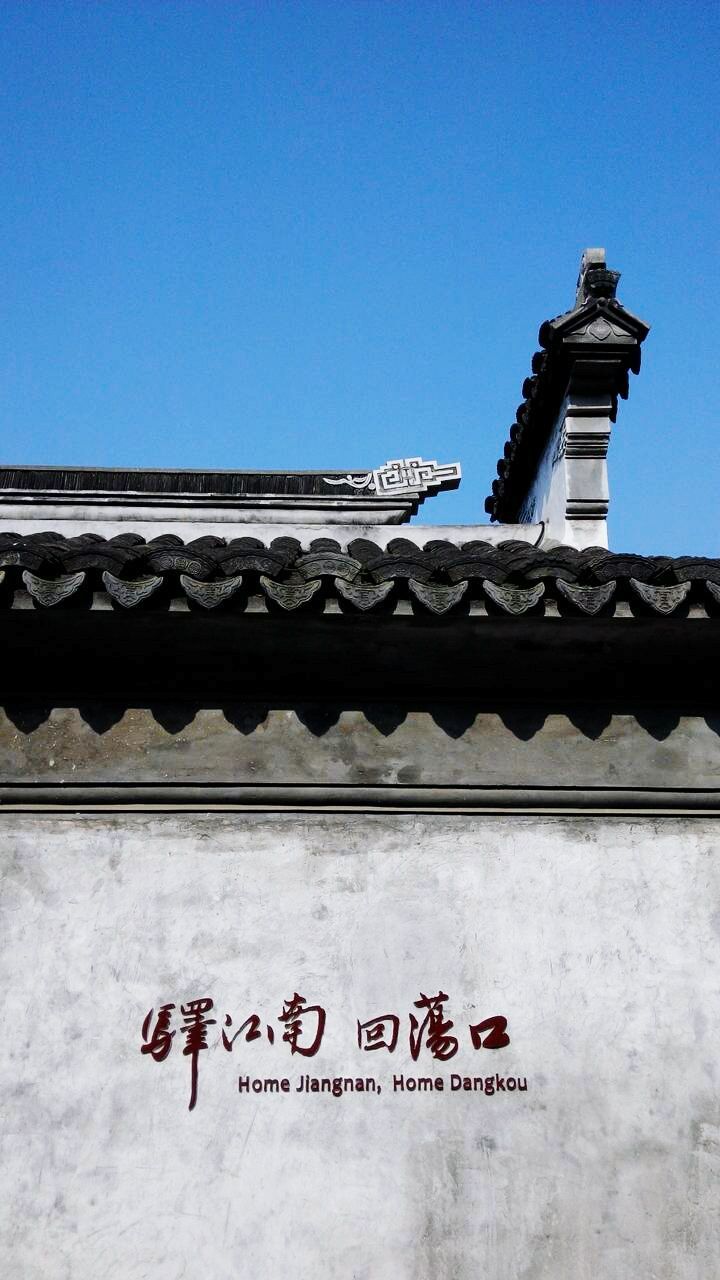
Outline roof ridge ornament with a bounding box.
[485,248,650,547]
[0,458,461,528]
[574,247,621,306]
[324,456,462,498]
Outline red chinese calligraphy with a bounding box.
[180,998,217,1111]
[409,991,458,1061]
[141,988,512,1113]
[140,1003,175,1062]
[222,1013,275,1051]
[278,992,326,1057]
[357,1014,400,1053]
[469,1015,511,1050]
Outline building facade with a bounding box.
[1,252,718,1279]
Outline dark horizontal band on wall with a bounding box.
[2,784,720,813]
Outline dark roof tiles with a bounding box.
[0,531,719,617]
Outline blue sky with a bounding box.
[0,1,717,552]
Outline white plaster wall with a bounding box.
[0,513,543,547]
[1,813,718,1280]
[518,415,566,533]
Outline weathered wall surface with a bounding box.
[1,812,718,1279]
[2,706,720,791]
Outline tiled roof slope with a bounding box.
[0,466,387,497]
[2,531,719,618]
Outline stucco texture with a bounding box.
[0,813,718,1279]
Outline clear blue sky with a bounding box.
[1,1,717,552]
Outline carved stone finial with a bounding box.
[574,248,620,306]
[583,267,621,302]
[575,248,604,304]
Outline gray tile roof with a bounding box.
[3,531,718,617]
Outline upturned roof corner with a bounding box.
[485,249,650,530]
[540,248,649,357]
